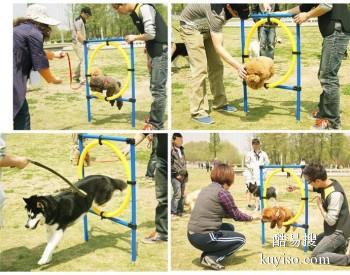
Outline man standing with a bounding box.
[286,4,350,129]
[171,133,188,217]
[289,163,350,266]
[251,3,279,59]
[243,138,269,210]
[179,4,249,125]
[72,6,92,83]
[112,3,168,130]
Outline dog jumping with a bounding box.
[262,206,295,232]
[89,67,123,109]
[23,175,126,265]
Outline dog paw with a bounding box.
[38,256,52,265]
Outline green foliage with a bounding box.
[72,4,167,39]
[185,140,242,164]
[209,133,221,158]
[260,133,350,167]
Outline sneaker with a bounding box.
[217,104,237,113]
[192,116,215,125]
[200,256,224,270]
[142,233,167,244]
[312,119,331,130]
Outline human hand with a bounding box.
[54,51,65,59]
[176,175,183,181]
[125,35,137,44]
[293,12,309,24]
[15,156,29,169]
[237,64,247,80]
[251,213,261,220]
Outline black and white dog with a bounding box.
[23,175,126,265]
[247,182,277,211]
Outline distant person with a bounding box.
[171,133,188,217]
[243,138,269,210]
[71,6,92,83]
[251,3,279,59]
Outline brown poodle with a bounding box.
[89,67,123,109]
[245,56,274,89]
[262,206,295,232]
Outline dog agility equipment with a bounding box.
[259,164,309,252]
[83,38,136,127]
[28,159,87,197]
[77,134,137,262]
[240,13,302,120]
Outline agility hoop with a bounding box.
[88,42,131,101]
[244,17,297,88]
[77,140,132,218]
[264,168,305,225]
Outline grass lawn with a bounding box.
[0,134,167,271]
[172,22,350,130]
[26,46,167,130]
[171,165,350,271]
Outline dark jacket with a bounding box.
[171,145,188,182]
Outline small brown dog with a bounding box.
[262,206,295,232]
[89,67,123,109]
[245,56,274,89]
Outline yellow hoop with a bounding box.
[88,42,131,101]
[244,18,297,88]
[264,168,305,226]
[77,140,132,218]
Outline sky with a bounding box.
[13,3,71,30]
[181,133,254,154]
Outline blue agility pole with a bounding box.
[78,134,137,262]
[259,164,308,251]
[240,13,302,120]
[83,38,136,127]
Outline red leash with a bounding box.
[66,52,83,90]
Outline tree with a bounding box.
[209,134,221,158]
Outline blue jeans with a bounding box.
[312,231,350,266]
[149,48,168,130]
[318,29,350,128]
[171,178,185,214]
[14,99,31,130]
[259,26,276,59]
[155,156,168,240]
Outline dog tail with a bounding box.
[94,177,127,206]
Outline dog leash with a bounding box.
[66,52,84,90]
[28,159,87,197]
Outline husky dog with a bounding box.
[23,175,126,265]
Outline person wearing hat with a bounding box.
[179,4,250,125]
[13,4,63,130]
[72,6,92,83]
[243,138,269,210]
[112,3,168,130]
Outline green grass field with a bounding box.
[172,22,350,130]
[26,46,167,130]
[171,165,350,270]
[0,134,167,271]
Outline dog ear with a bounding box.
[23,197,29,203]
[270,220,277,229]
[246,75,262,90]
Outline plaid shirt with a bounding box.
[217,184,252,221]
